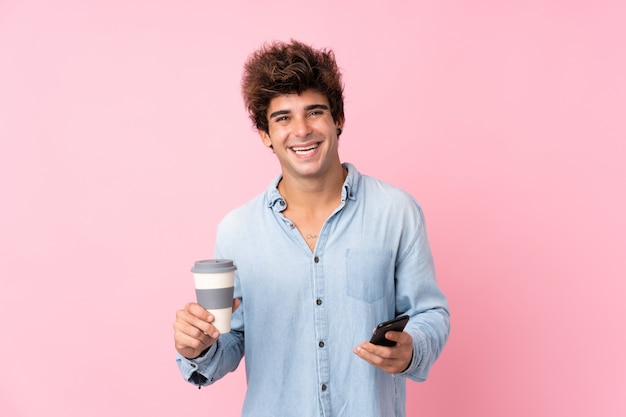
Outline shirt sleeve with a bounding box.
[394,202,451,382]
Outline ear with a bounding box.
[259,129,273,148]
[336,116,345,130]
[335,116,345,136]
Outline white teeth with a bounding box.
[292,144,318,153]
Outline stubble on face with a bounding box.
[260,89,342,183]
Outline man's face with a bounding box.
[259,89,343,181]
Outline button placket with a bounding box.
[312,245,330,410]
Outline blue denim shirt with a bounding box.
[176,163,450,417]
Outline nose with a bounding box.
[292,116,312,138]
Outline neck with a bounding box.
[278,164,346,213]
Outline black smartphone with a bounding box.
[369,315,410,347]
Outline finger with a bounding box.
[174,331,214,359]
[174,318,219,353]
[232,298,241,312]
[354,343,407,374]
[173,316,209,341]
[383,331,413,350]
[186,302,212,320]
[383,331,402,343]
[176,308,218,339]
[174,328,206,350]
[354,342,388,365]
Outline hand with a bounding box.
[353,330,413,374]
[173,299,240,359]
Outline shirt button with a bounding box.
[316,299,322,305]
[318,341,324,348]
[279,200,286,206]
[289,223,295,228]
[314,256,319,263]
[321,384,327,391]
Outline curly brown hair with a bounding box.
[241,39,345,134]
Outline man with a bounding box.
[173,39,450,416]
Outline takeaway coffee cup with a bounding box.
[191,259,237,334]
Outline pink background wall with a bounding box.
[1,1,625,416]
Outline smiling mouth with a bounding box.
[291,143,319,156]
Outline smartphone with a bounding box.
[369,315,410,347]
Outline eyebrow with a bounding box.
[269,104,330,120]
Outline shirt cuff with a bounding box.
[397,329,428,381]
[176,343,218,381]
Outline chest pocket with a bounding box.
[345,248,394,303]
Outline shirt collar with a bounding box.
[265,162,360,211]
